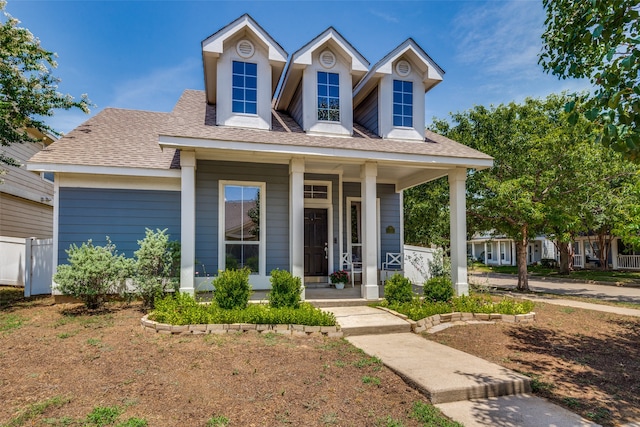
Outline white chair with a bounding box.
[341,252,362,287]
[381,252,403,284]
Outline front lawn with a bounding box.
[475,264,640,284]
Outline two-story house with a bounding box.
[28,14,492,300]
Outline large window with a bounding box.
[317,71,340,122]
[232,61,257,114]
[221,183,263,273]
[393,79,413,127]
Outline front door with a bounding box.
[304,208,328,276]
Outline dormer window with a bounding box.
[393,80,413,127]
[232,61,258,114]
[317,71,340,122]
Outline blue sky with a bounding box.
[8,0,589,135]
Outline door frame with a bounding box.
[346,196,381,268]
[304,180,333,277]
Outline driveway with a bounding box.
[470,272,640,304]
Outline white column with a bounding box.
[449,168,468,296]
[471,242,476,260]
[290,158,305,300]
[180,151,196,294]
[511,241,516,266]
[611,238,619,270]
[484,242,488,265]
[361,162,378,300]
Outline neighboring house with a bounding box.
[572,235,640,270]
[28,14,492,300]
[0,129,55,288]
[1,129,55,239]
[468,233,557,266]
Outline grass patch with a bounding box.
[410,401,463,426]
[85,405,122,426]
[206,415,230,426]
[362,375,381,386]
[149,293,336,326]
[4,395,71,427]
[483,265,640,284]
[378,294,535,321]
[0,313,24,333]
[519,371,555,393]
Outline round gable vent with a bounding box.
[320,50,336,69]
[396,60,411,77]
[236,39,255,58]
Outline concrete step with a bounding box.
[436,394,600,427]
[324,306,412,336]
[347,333,531,404]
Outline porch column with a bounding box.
[611,238,619,270]
[471,242,476,260]
[511,241,516,266]
[180,151,196,295]
[484,242,488,265]
[361,162,379,300]
[290,158,305,299]
[449,168,468,296]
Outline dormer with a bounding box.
[202,14,287,130]
[353,39,444,141]
[275,28,369,137]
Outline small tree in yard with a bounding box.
[268,269,302,309]
[133,228,179,309]
[54,238,133,309]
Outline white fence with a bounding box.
[403,245,437,285]
[0,236,53,296]
[573,254,584,268]
[617,255,640,270]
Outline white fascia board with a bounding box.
[27,163,181,178]
[202,16,287,63]
[292,29,369,72]
[158,135,494,170]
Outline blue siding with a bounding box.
[58,188,180,264]
[342,182,401,265]
[289,80,303,128]
[354,88,379,135]
[195,160,290,275]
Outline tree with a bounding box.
[430,94,594,291]
[539,0,640,160]
[403,177,450,248]
[0,1,90,170]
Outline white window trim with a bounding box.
[218,180,267,287]
[304,180,334,275]
[317,71,340,123]
[346,196,381,268]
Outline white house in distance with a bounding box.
[28,14,493,300]
[468,233,557,267]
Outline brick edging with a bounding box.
[140,315,343,338]
[376,307,536,333]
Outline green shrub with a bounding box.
[54,238,134,309]
[213,268,252,309]
[150,293,337,326]
[268,269,302,308]
[133,228,179,309]
[424,276,454,303]
[384,274,414,304]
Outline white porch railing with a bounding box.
[573,254,584,268]
[617,255,640,270]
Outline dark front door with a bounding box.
[304,208,328,276]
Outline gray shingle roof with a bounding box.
[29,108,179,170]
[30,89,491,170]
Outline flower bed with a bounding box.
[140,315,343,337]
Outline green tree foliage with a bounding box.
[539,0,640,160]
[53,238,133,309]
[431,94,598,291]
[0,1,91,168]
[404,177,450,247]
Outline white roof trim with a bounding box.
[158,135,493,170]
[27,163,182,178]
[291,27,369,72]
[202,14,287,63]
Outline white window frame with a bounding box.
[304,180,334,275]
[218,180,267,286]
[346,196,381,268]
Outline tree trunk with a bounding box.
[558,241,572,275]
[596,231,610,271]
[515,235,529,292]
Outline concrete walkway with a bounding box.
[319,275,640,427]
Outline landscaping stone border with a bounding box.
[376,307,536,333]
[140,315,343,338]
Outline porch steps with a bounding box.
[323,306,412,336]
